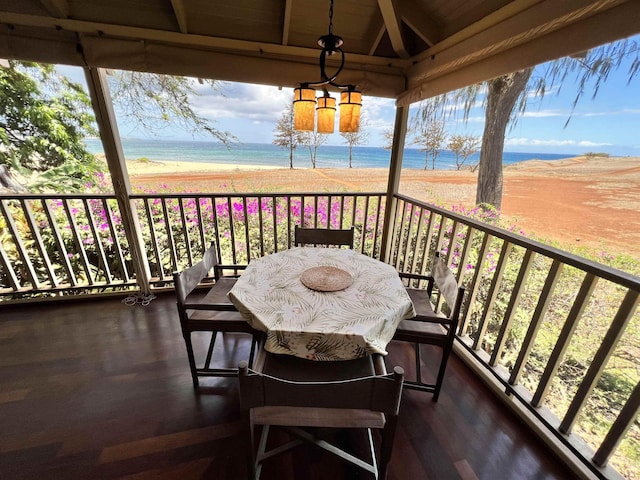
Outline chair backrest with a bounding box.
[431,252,465,324]
[238,359,404,416]
[294,225,355,248]
[173,244,219,305]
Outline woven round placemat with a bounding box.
[300,266,353,292]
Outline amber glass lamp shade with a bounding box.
[339,90,362,133]
[293,86,316,131]
[316,96,336,133]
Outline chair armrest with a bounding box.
[214,264,248,278]
[398,272,432,281]
[399,272,435,293]
[183,302,238,311]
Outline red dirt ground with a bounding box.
[129,156,640,258]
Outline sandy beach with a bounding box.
[124,156,640,257]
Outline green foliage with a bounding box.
[0,62,102,191]
[584,152,610,159]
[108,71,237,145]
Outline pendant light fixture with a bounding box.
[293,0,361,134]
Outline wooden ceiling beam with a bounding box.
[169,0,188,34]
[397,0,441,47]
[38,0,69,18]
[282,0,292,45]
[376,0,409,59]
[0,11,409,71]
[367,21,386,56]
[407,0,630,87]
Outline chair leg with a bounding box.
[182,330,199,389]
[432,347,452,402]
[248,335,258,368]
[243,412,257,480]
[414,342,422,385]
[379,416,398,480]
[204,331,218,369]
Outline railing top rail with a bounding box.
[0,193,116,200]
[129,192,387,199]
[0,192,387,201]
[394,193,640,291]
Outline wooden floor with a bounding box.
[0,293,577,480]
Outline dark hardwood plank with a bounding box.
[0,294,576,479]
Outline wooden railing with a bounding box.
[0,192,385,295]
[1,190,639,479]
[388,193,639,480]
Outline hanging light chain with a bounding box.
[328,0,334,35]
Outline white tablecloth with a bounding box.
[228,247,416,360]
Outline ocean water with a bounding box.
[83,137,573,170]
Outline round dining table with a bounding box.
[228,247,416,361]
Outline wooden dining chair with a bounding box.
[393,251,465,401]
[294,225,355,248]
[238,350,404,480]
[173,243,258,389]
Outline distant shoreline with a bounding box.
[85,138,578,170]
[116,155,590,176]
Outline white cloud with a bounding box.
[187,83,292,123]
[522,110,564,118]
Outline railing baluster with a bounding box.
[161,198,179,274]
[101,198,130,282]
[418,208,435,277]
[42,199,76,286]
[226,197,237,264]
[372,195,383,259]
[444,220,461,266]
[435,214,447,254]
[258,196,265,258]
[394,199,408,271]
[472,241,513,351]
[82,198,113,284]
[594,379,640,467]
[409,205,426,274]
[400,202,416,272]
[0,199,40,289]
[490,249,536,367]
[509,259,564,385]
[62,199,94,285]
[532,272,598,407]
[459,232,493,336]
[21,199,58,288]
[210,196,223,262]
[195,196,206,256]
[242,197,251,262]
[560,289,640,434]
[144,198,164,278]
[0,230,20,291]
[178,198,194,266]
[455,225,475,284]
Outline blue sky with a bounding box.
[61,34,640,157]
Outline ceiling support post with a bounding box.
[380,104,408,264]
[83,66,152,295]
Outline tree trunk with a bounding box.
[289,143,294,169]
[349,145,353,168]
[476,68,532,209]
[0,165,27,193]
